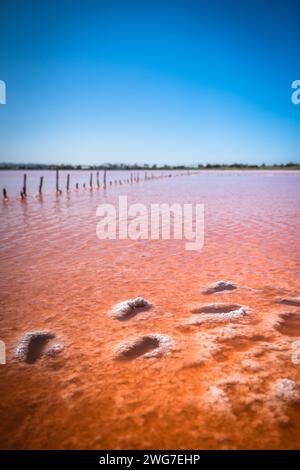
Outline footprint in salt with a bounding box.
[188,303,249,325]
[275,313,300,337]
[15,331,63,364]
[114,334,173,360]
[192,303,242,314]
[110,297,152,321]
[277,297,300,308]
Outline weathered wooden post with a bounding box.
[144,172,147,181]
[39,176,43,194]
[103,169,107,189]
[3,188,8,200]
[56,169,60,193]
[89,173,93,190]
[97,171,100,189]
[130,173,133,184]
[75,183,79,190]
[22,174,27,197]
[83,183,86,189]
[66,174,70,192]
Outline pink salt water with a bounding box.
[0,170,300,449]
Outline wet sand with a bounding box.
[0,170,300,449]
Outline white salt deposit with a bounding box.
[272,378,300,403]
[189,307,248,325]
[204,386,234,418]
[111,297,152,319]
[46,343,64,357]
[216,326,242,341]
[241,359,262,372]
[203,280,237,294]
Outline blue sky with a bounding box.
[0,0,299,165]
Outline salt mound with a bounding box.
[241,359,262,372]
[46,343,64,358]
[203,280,237,294]
[272,378,300,403]
[16,331,56,363]
[115,334,172,360]
[111,297,152,320]
[207,386,229,404]
[204,386,234,418]
[215,326,242,341]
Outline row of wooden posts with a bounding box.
[2,169,187,200]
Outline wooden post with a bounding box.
[83,183,86,189]
[130,173,133,184]
[89,172,93,190]
[97,171,100,189]
[3,188,8,200]
[22,174,27,197]
[39,176,43,194]
[76,183,79,190]
[103,169,107,189]
[144,172,147,181]
[56,169,59,192]
[66,174,70,192]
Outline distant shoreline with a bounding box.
[0,163,299,171]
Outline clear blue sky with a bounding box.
[0,0,299,165]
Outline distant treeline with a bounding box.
[0,162,299,170]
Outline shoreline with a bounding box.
[1,166,300,171]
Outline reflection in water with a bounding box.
[0,170,300,449]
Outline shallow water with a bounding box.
[0,170,300,449]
